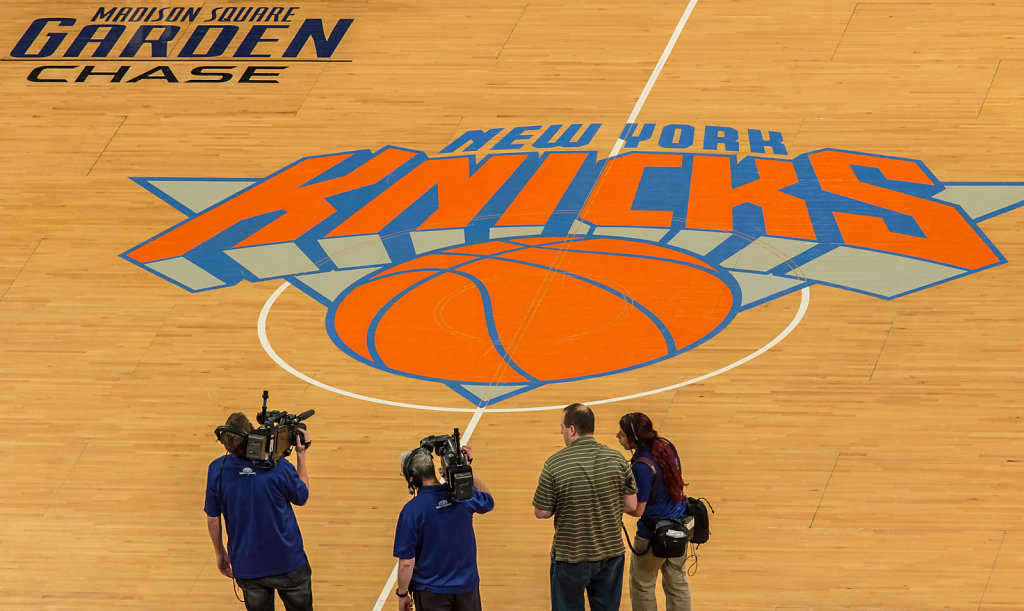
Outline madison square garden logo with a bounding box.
[121,123,1024,407]
[6,5,352,83]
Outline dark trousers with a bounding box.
[412,587,483,611]
[550,554,624,611]
[234,561,313,611]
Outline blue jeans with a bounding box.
[550,555,624,611]
[234,561,313,611]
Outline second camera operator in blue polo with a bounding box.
[393,429,494,611]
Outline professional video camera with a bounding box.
[419,428,474,502]
[225,390,314,469]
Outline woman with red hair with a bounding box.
[616,412,692,611]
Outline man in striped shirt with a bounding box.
[533,403,639,611]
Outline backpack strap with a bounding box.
[635,456,656,473]
[633,456,659,530]
[634,456,658,497]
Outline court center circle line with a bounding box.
[257,281,810,413]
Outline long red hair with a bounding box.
[619,412,686,504]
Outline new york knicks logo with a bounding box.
[121,125,1024,407]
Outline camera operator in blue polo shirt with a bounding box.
[205,412,313,611]
[393,444,494,611]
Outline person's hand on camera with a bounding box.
[461,445,473,463]
[296,428,311,453]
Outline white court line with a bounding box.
[368,1,702,608]
[259,281,808,413]
[609,0,700,158]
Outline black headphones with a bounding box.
[402,447,432,496]
[625,412,639,443]
[214,425,250,442]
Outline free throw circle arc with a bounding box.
[258,281,811,413]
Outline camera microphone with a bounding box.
[258,389,270,424]
[240,390,316,466]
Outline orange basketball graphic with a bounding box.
[328,237,738,387]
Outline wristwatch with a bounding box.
[395,588,409,598]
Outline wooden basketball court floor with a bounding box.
[3,0,1024,609]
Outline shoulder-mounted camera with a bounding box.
[215,390,314,468]
[411,428,474,502]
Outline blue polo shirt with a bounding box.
[393,484,494,594]
[631,449,686,540]
[204,454,309,579]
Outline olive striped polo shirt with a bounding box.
[532,436,638,563]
